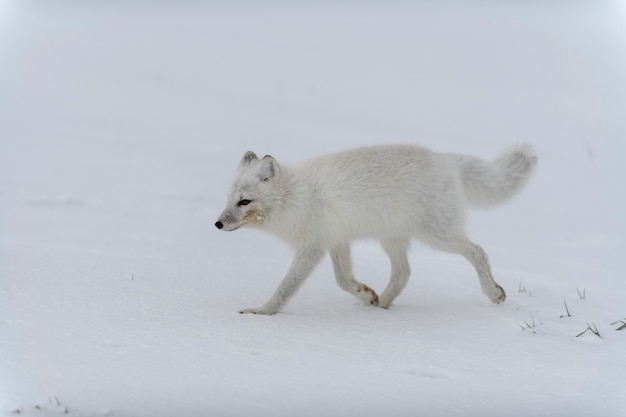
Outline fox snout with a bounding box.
[215,210,230,231]
[215,212,233,231]
[215,217,236,231]
[216,205,270,231]
[215,210,241,231]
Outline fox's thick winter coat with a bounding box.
[215,144,537,315]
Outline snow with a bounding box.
[1,1,625,416]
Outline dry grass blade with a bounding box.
[576,322,601,338]
[559,299,571,318]
[611,320,626,331]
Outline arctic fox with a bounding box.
[215,144,537,315]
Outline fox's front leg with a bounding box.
[240,244,325,315]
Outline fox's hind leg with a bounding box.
[462,240,506,303]
[431,235,506,303]
[378,237,411,308]
[330,243,379,306]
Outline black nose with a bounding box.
[215,221,223,229]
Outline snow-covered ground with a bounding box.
[2,1,625,416]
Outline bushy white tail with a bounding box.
[455,144,537,207]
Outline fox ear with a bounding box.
[259,155,280,181]
[240,151,258,167]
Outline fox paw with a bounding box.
[239,306,278,315]
[486,284,506,304]
[357,284,379,307]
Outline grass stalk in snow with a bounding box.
[611,319,626,331]
[517,316,538,334]
[517,280,531,297]
[576,323,601,338]
[559,299,572,318]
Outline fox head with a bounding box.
[215,151,282,231]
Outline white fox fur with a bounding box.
[216,144,537,315]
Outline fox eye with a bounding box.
[238,199,252,206]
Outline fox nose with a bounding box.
[215,221,223,229]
